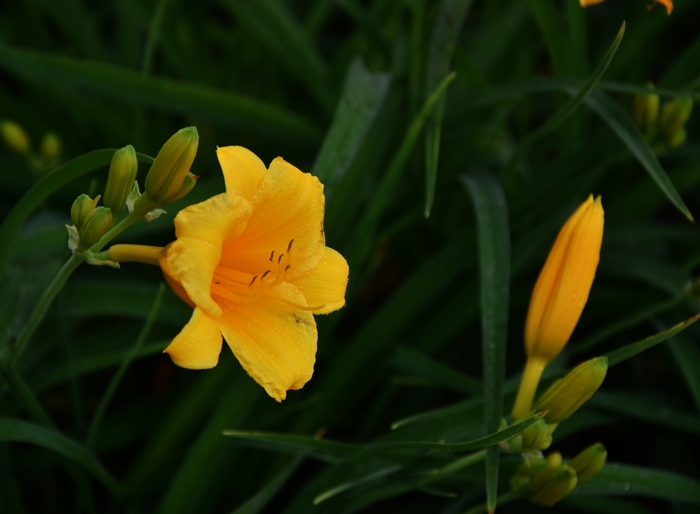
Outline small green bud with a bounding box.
[535,357,608,424]
[1,120,30,153]
[510,457,548,492]
[524,465,578,507]
[40,132,62,161]
[521,418,553,452]
[633,83,660,136]
[659,96,693,148]
[79,206,112,247]
[104,145,138,214]
[668,127,687,149]
[144,127,198,204]
[546,451,562,468]
[71,194,99,230]
[569,443,607,484]
[162,172,198,204]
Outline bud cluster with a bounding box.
[1,120,63,174]
[65,128,199,260]
[634,84,693,153]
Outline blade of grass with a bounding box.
[526,0,570,76]
[0,417,122,496]
[0,44,322,143]
[312,58,390,193]
[583,89,693,221]
[391,346,483,395]
[573,463,700,504]
[230,456,304,514]
[462,171,510,514]
[85,284,165,448]
[223,432,364,462]
[424,0,474,217]
[668,333,700,413]
[605,312,700,367]
[503,21,625,179]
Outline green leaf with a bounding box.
[588,392,700,436]
[605,312,700,366]
[157,372,261,514]
[0,417,122,495]
[424,0,474,217]
[526,0,571,76]
[230,456,304,514]
[583,89,693,221]
[0,44,322,143]
[668,333,700,413]
[391,346,483,395]
[573,463,700,504]
[504,21,625,178]
[223,431,364,463]
[462,171,510,512]
[312,58,390,193]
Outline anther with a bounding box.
[284,265,290,271]
[269,250,275,262]
[278,254,284,265]
[287,239,294,252]
[261,270,272,281]
[249,276,258,287]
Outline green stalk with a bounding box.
[86,284,165,449]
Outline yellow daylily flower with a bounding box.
[579,0,673,15]
[512,195,604,420]
[110,147,349,401]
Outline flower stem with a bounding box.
[11,254,82,364]
[512,357,546,421]
[107,244,164,266]
[86,284,165,449]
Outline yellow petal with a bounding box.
[220,157,325,281]
[217,282,317,401]
[579,0,605,6]
[525,196,604,363]
[165,193,252,319]
[217,146,268,202]
[164,308,223,369]
[655,0,673,15]
[290,246,348,314]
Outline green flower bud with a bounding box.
[1,120,30,153]
[162,172,198,204]
[569,443,607,484]
[668,127,687,149]
[144,127,198,204]
[104,145,138,214]
[40,132,62,161]
[79,206,112,247]
[659,96,693,148]
[510,457,548,492]
[524,465,578,507]
[71,194,99,230]
[521,418,554,452]
[633,83,659,136]
[535,357,608,424]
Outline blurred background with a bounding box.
[2,0,700,512]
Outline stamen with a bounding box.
[269,250,275,262]
[287,239,294,252]
[278,254,284,265]
[261,270,272,281]
[249,275,258,287]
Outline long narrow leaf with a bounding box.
[0,44,322,143]
[462,171,510,512]
[0,418,122,495]
[504,22,625,178]
[424,0,474,217]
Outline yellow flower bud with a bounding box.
[71,194,99,230]
[535,357,608,424]
[512,196,604,421]
[104,145,138,214]
[526,465,578,506]
[1,120,30,154]
[526,195,604,363]
[79,206,112,247]
[569,443,607,484]
[633,83,659,136]
[144,127,198,204]
[521,418,554,452]
[161,172,198,204]
[546,452,562,468]
[659,96,692,148]
[579,0,605,6]
[40,132,62,161]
